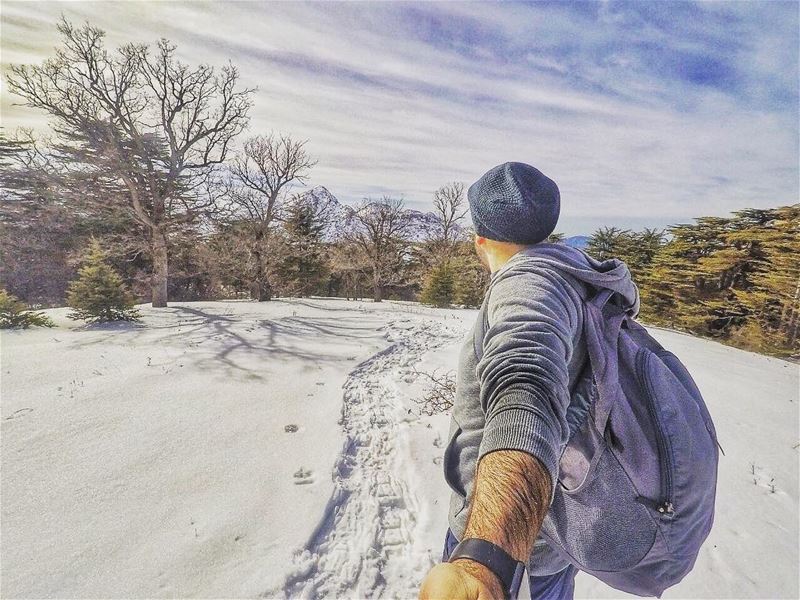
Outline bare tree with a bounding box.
[342,197,414,302]
[431,181,468,256]
[5,18,253,306]
[411,181,469,282]
[227,133,316,301]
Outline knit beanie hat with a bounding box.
[468,162,560,244]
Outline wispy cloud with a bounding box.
[2,1,797,235]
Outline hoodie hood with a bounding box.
[491,241,641,317]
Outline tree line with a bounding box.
[0,19,485,308]
[1,18,796,359]
[585,207,799,358]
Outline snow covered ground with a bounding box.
[1,298,798,599]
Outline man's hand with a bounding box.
[418,560,504,600]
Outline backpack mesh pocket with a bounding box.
[544,444,658,572]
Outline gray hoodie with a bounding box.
[443,242,640,575]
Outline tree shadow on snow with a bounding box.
[63,302,387,380]
[170,306,381,379]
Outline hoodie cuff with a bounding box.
[477,396,560,506]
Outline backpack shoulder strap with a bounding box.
[583,288,630,433]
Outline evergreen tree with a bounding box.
[207,220,253,298]
[279,199,330,296]
[685,214,765,335]
[729,205,800,354]
[66,240,140,323]
[585,227,666,287]
[623,228,667,281]
[420,261,456,307]
[636,205,798,356]
[0,289,54,329]
[451,241,490,308]
[585,227,631,262]
[637,222,710,330]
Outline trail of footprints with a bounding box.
[276,318,459,599]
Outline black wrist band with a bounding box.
[448,537,526,599]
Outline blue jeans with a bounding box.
[442,528,577,600]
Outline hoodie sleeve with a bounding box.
[475,266,581,505]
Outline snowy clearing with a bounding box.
[1,298,798,599]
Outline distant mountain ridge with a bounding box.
[297,186,460,242]
[562,235,590,249]
[297,187,588,246]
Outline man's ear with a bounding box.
[475,235,487,247]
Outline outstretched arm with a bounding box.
[419,450,551,599]
[421,266,579,599]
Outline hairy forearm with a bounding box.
[462,449,553,563]
[421,449,553,599]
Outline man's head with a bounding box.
[468,162,560,272]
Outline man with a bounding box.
[418,162,640,600]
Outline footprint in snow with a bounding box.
[294,467,314,485]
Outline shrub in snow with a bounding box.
[0,290,54,329]
[66,240,140,323]
[413,367,456,416]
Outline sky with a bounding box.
[1,1,798,236]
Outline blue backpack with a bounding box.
[477,281,721,597]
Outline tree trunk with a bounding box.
[249,280,272,301]
[151,228,169,308]
[250,248,272,302]
[258,280,272,302]
[787,289,799,348]
[371,262,383,302]
[781,273,800,338]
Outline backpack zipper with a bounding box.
[635,348,675,518]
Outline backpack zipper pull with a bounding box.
[636,496,675,516]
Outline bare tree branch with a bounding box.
[4,18,254,306]
[432,181,468,252]
[225,133,317,301]
[340,196,414,302]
